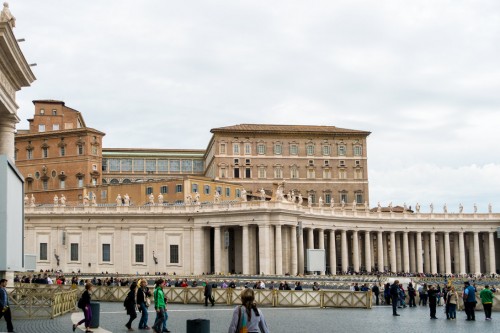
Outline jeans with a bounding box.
[138,302,149,328]
[392,296,398,314]
[483,303,492,319]
[0,306,14,332]
[464,301,476,320]
[153,308,165,332]
[448,304,456,319]
[429,302,437,318]
[162,309,169,331]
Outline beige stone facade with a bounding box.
[24,202,500,276]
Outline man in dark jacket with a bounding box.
[372,284,380,305]
[204,280,214,306]
[390,280,400,316]
[427,285,438,319]
[0,279,14,332]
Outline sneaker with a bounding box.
[393,314,400,316]
[72,324,77,332]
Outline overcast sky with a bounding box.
[10,0,500,213]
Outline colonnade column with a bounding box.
[416,232,423,273]
[364,231,372,272]
[430,232,437,274]
[193,227,203,274]
[453,234,460,274]
[390,232,396,272]
[396,233,402,272]
[0,116,16,160]
[307,228,314,250]
[458,231,466,275]
[259,225,270,274]
[290,226,298,275]
[352,230,359,272]
[409,233,416,273]
[242,225,249,274]
[275,225,283,275]
[341,230,348,273]
[444,232,451,275]
[473,231,481,275]
[377,231,384,272]
[329,230,337,275]
[489,232,497,275]
[214,226,221,274]
[297,225,304,274]
[438,233,445,274]
[423,234,431,273]
[318,229,325,275]
[403,231,409,273]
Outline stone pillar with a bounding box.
[318,229,325,275]
[438,233,445,274]
[259,225,270,274]
[483,234,489,274]
[489,232,497,275]
[307,228,314,250]
[468,234,474,274]
[364,231,372,273]
[242,225,249,274]
[430,232,437,274]
[458,231,466,275]
[389,232,396,272]
[214,226,221,274]
[0,116,16,160]
[416,232,423,273]
[383,233,389,269]
[409,232,416,273]
[377,231,384,271]
[402,231,409,273]
[275,225,283,275]
[424,233,431,273]
[444,232,451,275]
[298,225,304,274]
[193,227,204,274]
[341,230,348,273]
[329,230,337,275]
[453,233,460,274]
[473,231,481,275]
[396,233,402,272]
[352,230,359,272]
[290,225,298,275]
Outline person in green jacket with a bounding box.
[152,279,170,333]
[479,285,494,320]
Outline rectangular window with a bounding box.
[258,167,266,179]
[77,177,83,187]
[52,124,59,131]
[60,146,65,156]
[181,160,192,172]
[78,145,84,155]
[146,187,153,195]
[91,145,98,155]
[290,144,298,155]
[339,170,347,179]
[170,245,179,264]
[244,143,251,155]
[134,159,144,172]
[225,187,230,197]
[193,160,204,172]
[146,160,156,172]
[27,150,33,160]
[175,184,182,193]
[42,147,48,158]
[102,244,111,262]
[220,143,226,154]
[233,144,240,154]
[236,189,241,198]
[234,168,240,178]
[338,145,346,156]
[306,145,314,156]
[216,186,222,195]
[290,167,298,179]
[70,243,79,261]
[39,124,46,132]
[158,160,168,172]
[257,144,266,155]
[341,193,348,203]
[121,159,132,172]
[109,159,120,172]
[169,160,180,172]
[101,190,107,199]
[325,194,331,204]
[161,186,168,194]
[39,243,48,261]
[356,193,363,204]
[307,169,315,179]
[42,180,48,190]
[322,146,331,156]
[60,179,65,189]
[52,109,57,115]
[191,184,198,193]
[135,244,144,263]
[274,144,282,155]
[220,167,226,178]
[274,168,283,178]
[354,146,362,156]
[245,168,251,178]
[323,169,331,179]
[204,185,210,195]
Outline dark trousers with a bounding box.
[429,302,437,318]
[420,294,428,306]
[126,309,137,328]
[153,308,165,332]
[375,294,379,305]
[464,301,476,320]
[409,295,416,307]
[204,295,214,306]
[392,296,398,315]
[0,307,14,332]
[483,303,492,319]
[77,305,92,328]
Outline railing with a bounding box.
[7,286,78,319]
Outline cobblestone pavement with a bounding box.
[1,303,500,333]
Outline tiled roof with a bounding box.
[211,124,370,135]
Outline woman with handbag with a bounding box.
[137,279,152,330]
[124,282,138,331]
[228,288,269,333]
[73,283,93,333]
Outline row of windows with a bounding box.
[220,142,363,157]
[17,145,91,160]
[27,177,96,191]
[144,184,238,197]
[220,167,364,180]
[103,158,204,173]
[307,192,364,204]
[39,243,179,264]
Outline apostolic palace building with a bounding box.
[12,100,500,277]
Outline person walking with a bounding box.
[447,286,459,320]
[390,280,400,316]
[73,282,92,333]
[427,285,438,319]
[228,288,270,333]
[407,283,416,307]
[152,279,170,333]
[204,280,215,306]
[0,279,14,333]
[463,281,476,321]
[137,279,152,330]
[372,284,380,305]
[479,285,494,320]
[418,283,428,306]
[124,281,138,331]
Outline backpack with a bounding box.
[123,294,131,308]
[77,296,85,309]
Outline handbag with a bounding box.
[236,306,248,333]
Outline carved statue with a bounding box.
[352,200,356,210]
[91,193,97,206]
[194,191,200,205]
[330,198,334,208]
[473,203,477,213]
[60,194,66,206]
[443,203,447,213]
[149,193,155,205]
[83,194,89,206]
[214,191,221,203]
[290,190,295,202]
[186,193,193,205]
[298,193,303,206]
[276,185,284,202]
[377,202,381,213]
[30,194,35,207]
[158,193,164,205]
[430,203,434,214]
[0,2,16,28]
[364,201,368,211]
[116,194,122,206]
[341,199,345,210]
[24,195,28,206]
[124,193,130,206]
[415,203,420,213]
[307,195,312,208]
[459,203,463,213]
[53,195,58,206]
[489,203,492,214]
[318,197,323,208]
[286,191,291,202]
[260,188,266,201]
[240,188,247,202]
[388,202,393,212]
